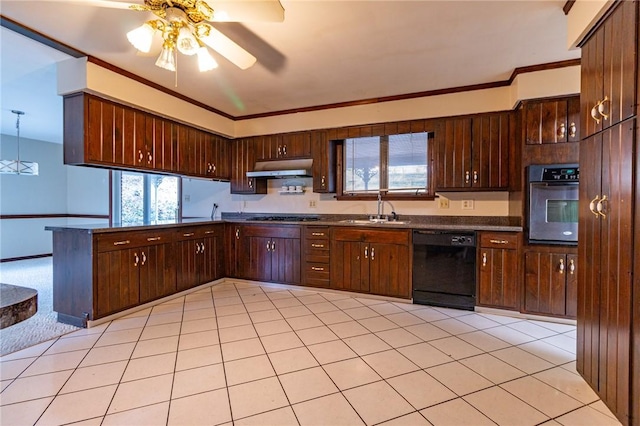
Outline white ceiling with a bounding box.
[0,0,580,144]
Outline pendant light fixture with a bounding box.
[0,110,39,176]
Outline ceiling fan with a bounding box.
[63,0,285,72]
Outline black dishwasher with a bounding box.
[412,230,476,310]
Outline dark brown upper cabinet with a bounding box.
[436,111,511,191]
[524,96,580,145]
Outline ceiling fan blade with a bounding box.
[19,0,137,9]
[199,25,256,69]
[208,0,284,22]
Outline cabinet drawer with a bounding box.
[305,226,330,240]
[175,225,223,241]
[333,228,410,245]
[306,240,329,251]
[480,233,519,250]
[305,263,330,281]
[96,230,170,252]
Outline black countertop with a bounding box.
[45,213,522,233]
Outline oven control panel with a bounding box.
[529,163,579,183]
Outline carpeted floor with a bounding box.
[0,257,79,356]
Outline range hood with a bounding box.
[246,159,313,178]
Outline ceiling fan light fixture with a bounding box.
[155,45,176,71]
[127,22,155,53]
[197,46,218,72]
[177,26,199,56]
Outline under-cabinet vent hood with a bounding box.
[246,159,313,178]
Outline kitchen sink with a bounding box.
[340,219,410,225]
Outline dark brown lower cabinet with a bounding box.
[233,224,301,285]
[330,228,411,298]
[524,249,577,318]
[95,232,175,318]
[477,232,520,310]
[577,119,636,424]
[176,225,225,292]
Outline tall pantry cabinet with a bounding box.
[576,1,639,425]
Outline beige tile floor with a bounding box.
[0,280,623,426]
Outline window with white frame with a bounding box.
[112,171,179,223]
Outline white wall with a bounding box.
[0,135,109,260]
[181,178,510,219]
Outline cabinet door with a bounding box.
[230,138,266,194]
[472,112,509,189]
[581,1,637,138]
[281,132,312,158]
[247,236,272,282]
[524,251,567,316]
[312,131,335,193]
[96,249,140,317]
[368,243,410,298]
[478,248,519,310]
[577,132,603,388]
[331,241,369,293]
[565,254,578,318]
[139,244,175,303]
[176,239,199,291]
[200,236,218,284]
[271,237,301,284]
[436,117,472,189]
[578,121,634,419]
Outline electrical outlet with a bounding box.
[462,200,475,210]
[309,200,317,208]
[438,197,449,209]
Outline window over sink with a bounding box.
[341,132,433,199]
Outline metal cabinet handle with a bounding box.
[205,230,215,234]
[364,246,368,259]
[371,247,375,261]
[559,258,565,274]
[113,240,130,246]
[473,170,478,184]
[311,243,325,248]
[282,145,287,156]
[589,195,600,217]
[482,252,487,267]
[557,123,566,138]
[277,145,282,156]
[248,179,253,189]
[271,241,276,251]
[183,232,195,237]
[311,266,325,271]
[266,241,271,252]
[569,259,575,275]
[196,243,201,254]
[465,171,470,184]
[596,195,608,219]
[569,122,577,138]
[598,96,609,121]
[134,252,139,266]
[212,163,216,173]
[141,251,146,265]
[235,229,240,240]
[138,150,144,162]
[591,102,602,124]
[489,239,508,245]
[200,242,205,253]
[311,232,325,237]
[147,152,152,163]
[321,176,326,187]
[147,236,161,242]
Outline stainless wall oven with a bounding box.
[528,164,579,245]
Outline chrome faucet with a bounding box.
[377,192,383,218]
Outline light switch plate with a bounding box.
[462,200,475,210]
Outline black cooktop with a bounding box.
[248,216,320,222]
